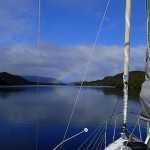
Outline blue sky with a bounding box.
[0,0,147,82]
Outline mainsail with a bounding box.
[140,0,150,121]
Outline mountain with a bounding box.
[74,71,145,89]
[0,72,66,85]
[0,71,144,87]
[0,72,32,85]
[22,76,66,85]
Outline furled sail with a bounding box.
[140,0,150,121]
[123,0,131,131]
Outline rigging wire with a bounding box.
[92,123,105,149]
[108,96,120,125]
[127,130,142,142]
[87,122,105,149]
[77,117,111,150]
[125,121,138,147]
[60,0,111,149]
[104,120,108,149]
[96,133,105,150]
[137,115,142,141]
[53,129,88,150]
[97,97,120,148]
[78,96,119,149]
[126,115,143,142]
[37,0,40,84]
[78,97,120,149]
[113,115,118,142]
[36,0,41,150]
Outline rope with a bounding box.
[37,0,40,85]
[108,96,120,126]
[77,126,101,150]
[125,121,138,147]
[100,96,120,149]
[36,0,41,150]
[36,122,38,150]
[127,130,142,142]
[96,134,105,150]
[91,97,119,149]
[53,129,87,150]
[113,115,118,142]
[99,136,105,150]
[86,122,105,149]
[137,115,142,141]
[77,117,110,150]
[60,0,111,149]
[104,120,107,149]
[123,85,128,127]
[126,116,143,142]
[92,126,105,149]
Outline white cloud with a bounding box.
[0,0,146,83]
[0,0,37,44]
[0,42,146,82]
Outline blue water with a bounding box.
[0,86,147,149]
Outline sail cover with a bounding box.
[140,0,150,121]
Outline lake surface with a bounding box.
[0,86,147,150]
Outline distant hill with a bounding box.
[22,76,66,85]
[0,71,145,88]
[74,71,145,89]
[0,72,32,85]
[0,72,66,86]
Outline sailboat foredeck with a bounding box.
[105,138,128,150]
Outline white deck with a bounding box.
[105,138,129,150]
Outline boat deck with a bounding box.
[105,137,149,150]
[105,138,128,150]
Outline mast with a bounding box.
[123,0,131,133]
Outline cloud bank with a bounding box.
[0,42,145,82]
[0,0,146,82]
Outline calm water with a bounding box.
[0,86,147,150]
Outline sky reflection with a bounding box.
[0,86,142,126]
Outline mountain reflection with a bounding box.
[0,86,142,127]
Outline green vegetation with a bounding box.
[0,72,31,85]
[0,72,66,85]
[74,71,145,89]
[0,71,145,88]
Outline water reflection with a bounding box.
[0,86,146,149]
[0,86,142,125]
